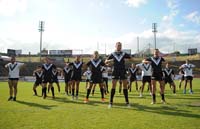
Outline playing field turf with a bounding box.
[0,80,200,129]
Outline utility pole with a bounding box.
[152,23,157,49]
[38,21,45,62]
[105,43,106,55]
[137,36,139,57]
[148,43,151,56]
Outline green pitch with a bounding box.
[0,80,200,129]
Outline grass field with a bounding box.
[0,80,200,129]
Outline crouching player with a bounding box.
[163,63,176,94]
[33,66,43,96]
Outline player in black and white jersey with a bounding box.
[5,56,25,101]
[33,66,43,96]
[101,66,111,94]
[41,57,56,99]
[127,63,138,92]
[147,49,166,104]
[69,55,84,100]
[84,51,106,103]
[179,59,195,94]
[48,67,62,93]
[163,62,176,94]
[178,69,185,89]
[62,63,72,95]
[105,42,132,108]
[83,67,92,90]
[136,59,152,97]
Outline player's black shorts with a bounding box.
[181,75,185,81]
[151,72,163,81]
[8,78,19,81]
[142,76,151,83]
[185,76,193,81]
[86,79,90,82]
[112,70,127,80]
[103,77,108,82]
[34,80,42,86]
[52,78,59,83]
[130,77,137,82]
[90,75,103,84]
[65,78,71,83]
[43,76,53,83]
[164,78,174,84]
[71,74,82,81]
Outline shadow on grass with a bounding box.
[132,103,200,119]
[50,96,101,106]
[108,102,200,119]
[16,100,57,110]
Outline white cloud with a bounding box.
[125,0,147,8]
[162,0,179,23]
[0,0,27,16]
[185,11,200,25]
[114,27,200,54]
[1,26,199,54]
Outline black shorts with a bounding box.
[103,77,108,82]
[112,70,127,80]
[71,74,82,81]
[65,79,71,83]
[130,77,137,82]
[8,78,19,81]
[151,72,163,81]
[181,76,185,81]
[43,77,53,84]
[142,76,151,83]
[65,76,71,83]
[185,76,193,81]
[90,75,103,84]
[34,80,42,86]
[86,79,90,82]
[53,79,59,83]
[164,78,174,84]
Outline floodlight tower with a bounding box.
[38,21,45,62]
[137,36,139,56]
[152,23,157,49]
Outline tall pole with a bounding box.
[148,43,151,56]
[105,43,106,55]
[137,36,139,57]
[97,42,99,51]
[152,23,157,49]
[38,21,45,62]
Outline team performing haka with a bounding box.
[179,59,195,94]
[145,49,166,104]
[5,56,25,101]
[163,62,176,94]
[69,55,84,100]
[33,66,43,96]
[136,59,152,97]
[127,63,138,92]
[4,42,198,107]
[83,67,92,90]
[105,42,133,108]
[84,51,106,103]
[62,63,73,96]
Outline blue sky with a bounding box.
[0,0,199,54]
